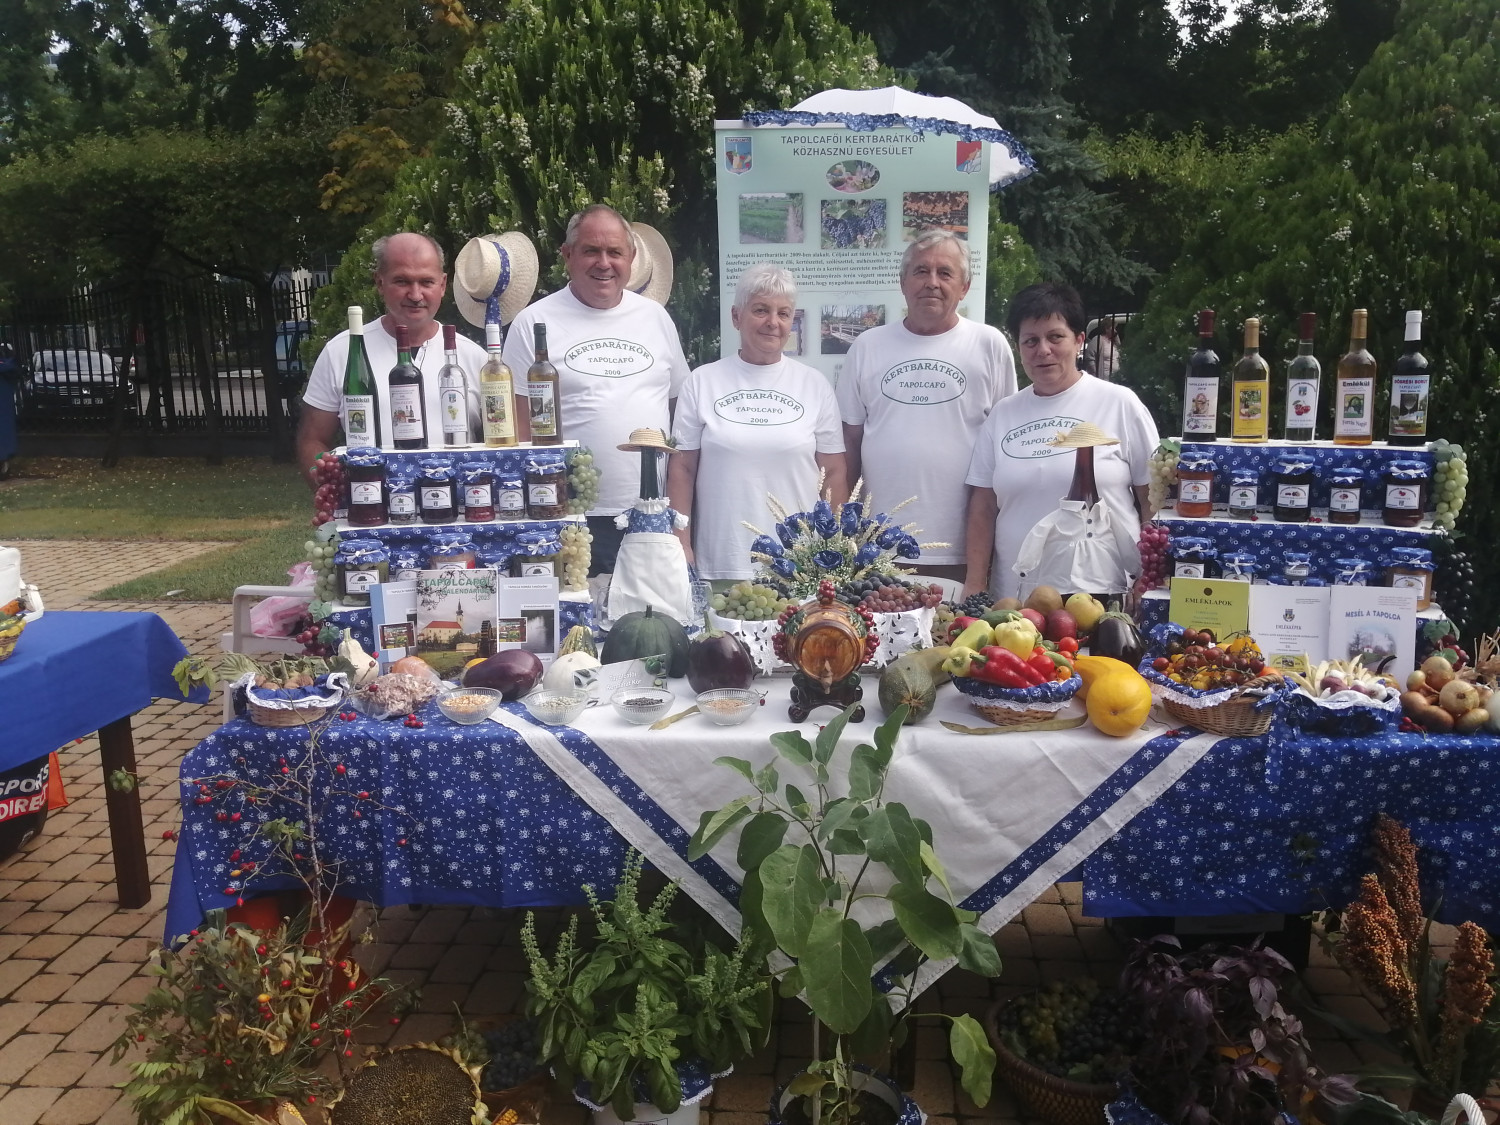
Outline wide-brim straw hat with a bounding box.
[626,223,674,305]
[454,232,539,327]
[617,427,677,454]
[1049,422,1120,449]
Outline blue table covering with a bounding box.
[1082,728,1500,930]
[0,610,198,770]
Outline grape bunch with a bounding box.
[848,580,944,613]
[932,602,956,642]
[1132,522,1171,594]
[712,582,797,620]
[479,1019,544,1092]
[1431,440,1468,531]
[566,447,599,515]
[310,452,346,527]
[996,979,1138,1083]
[303,535,340,603]
[558,522,593,592]
[959,589,995,617]
[1432,536,1474,633]
[1147,443,1180,513]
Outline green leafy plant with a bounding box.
[521,851,772,1121]
[688,704,999,1125]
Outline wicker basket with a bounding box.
[984,999,1118,1125]
[236,672,347,728]
[1161,691,1275,737]
[0,626,21,664]
[469,1015,552,1123]
[951,673,1081,726]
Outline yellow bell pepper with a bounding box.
[990,618,1040,659]
[950,619,993,653]
[942,645,983,678]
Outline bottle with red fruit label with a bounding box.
[1284,312,1319,442]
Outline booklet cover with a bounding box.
[1247,585,1331,674]
[368,578,418,672]
[1328,584,1419,681]
[1167,578,1251,639]
[414,568,502,679]
[494,576,562,667]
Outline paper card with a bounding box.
[1248,585,1331,674]
[368,579,418,672]
[592,655,671,698]
[1167,578,1251,639]
[1328,584,1419,682]
[414,568,502,679]
[495,577,562,667]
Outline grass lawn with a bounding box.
[0,456,312,600]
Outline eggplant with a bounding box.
[687,613,758,693]
[1090,610,1145,668]
[463,650,545,699]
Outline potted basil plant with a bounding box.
[688,704,999,1125]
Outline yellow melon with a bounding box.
[1072,654,1137,701]
[1086,669,1152,737]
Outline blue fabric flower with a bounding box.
[752,535,784,559]
[855,543,881,567]
[811,501,837,539]
[897,537,922,559]
[813,549,845,570]
[877,525,904,549]
[772,557,796,579]
[776,521,797,549]
[840,502,864,536]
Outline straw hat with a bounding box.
[1049,422,1120,449]
[453,232,539,327]
[626,223,674,305]
[617,427,678,454]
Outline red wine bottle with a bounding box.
[388,325,427,450]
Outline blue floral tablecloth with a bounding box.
[1082,728,1500,930]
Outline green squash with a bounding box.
[877,646,949,724]
[600,606,690,677]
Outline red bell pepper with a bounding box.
[1027,647,1058,684]
[974,645,1042,687]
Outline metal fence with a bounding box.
[3,271,324,437]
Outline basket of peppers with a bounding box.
[942,611,1081,725]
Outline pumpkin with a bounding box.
[600,606,690,677]
[558,624,597,659]
[543,651,602,695]
[1085,667,1153,737]
[877,647,949,724]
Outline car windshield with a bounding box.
[35,351,114,375]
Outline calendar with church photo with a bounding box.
[413,568,502,679]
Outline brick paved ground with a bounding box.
[0,539,1449,1125]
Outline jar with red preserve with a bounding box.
[460,462,496,523]
[343,448,387,527]
[1381,460,1429,528]
[1271,455,1314,523]
[1326,466,1364,525]
[1174,452,1216,518]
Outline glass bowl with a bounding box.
[695,688,762,727]
[611,686,676,725]
[522,689,591,727]
[436,686,502,725]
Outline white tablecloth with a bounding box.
[495,679,1219,998]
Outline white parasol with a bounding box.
[745,85,1036,189]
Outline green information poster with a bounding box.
[1167,578,1251,640]
[713,121,992,384]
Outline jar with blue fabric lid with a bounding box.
[495,469,527,520]
[1272,455,1315,522]
[476,542,513,572]
[1282,551,1313,585]
[1381,459,1429,527]
[425,530,477,571]
[333,538,389,605]
[1384,546,1433,609]
[1175,452,1216,518]
[344,447,387,527]
[1327,466,1364,525]
[1169,536,1219,579]
[386,470,418,524]
[1220,551,1258,582]
[1329,557,1374,585]
[511,528,563,577]
[390,546,424,580]
[417,457,458,524]
[1227,471,1259,520]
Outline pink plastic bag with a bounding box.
[251,596,312,638]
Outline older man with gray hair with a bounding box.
[835,229,1017,581]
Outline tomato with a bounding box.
[1059,636,1079,654]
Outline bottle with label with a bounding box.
[1334,308,1376,445]
[479,323,518,448]
[388,325,427,449]
[527,322,563,445]
[438,324,471,448]
[1180,309,1221,440]
[1231,317,1270,442]
[1388,310,1429,445]
[1284,312,1319,442]
[340,306,381,448]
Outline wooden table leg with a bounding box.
[99,715,151,909]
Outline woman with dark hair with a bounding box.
[960,282,1158,600]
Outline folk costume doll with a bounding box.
[605,428,694,625]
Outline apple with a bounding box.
[1044,609,1078,643]
[1020,608,1046,633]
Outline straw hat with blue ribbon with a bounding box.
[454,232,539,327]
[626,223,674,306]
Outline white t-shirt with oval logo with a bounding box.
[964,374,1159,598]
[836,318,1016,564]
[673,355,844,580]
[503,287,690,515]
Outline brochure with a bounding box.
[494,576,562,667]
[1328,585,1418,681]
[1247,585,1331,674]
[414,568,501,679]
[1166,578,1250,639]
[368,578,418,672]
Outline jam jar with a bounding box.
[386,470,418,525]
[495,470,527,520]
[511,529,563,577]
[1381,459,1430,528]
[1271,455,1314,523]
[1175,452,1216,518]
[1327,466,1364,525]
[344,448,387,527]
[1227,471,1259,520]
[1329,557,1374,585]
[476,543,513,573]
[390,546,424,580]
[525,452,570,520]
[334,538,389,605]
[1169,536,1219,579]
[1282,551,1313,586]
[460,462,496,523]
[1220,551,1258,582]
[426,530,477,571]
[417,458,458,524]
[1384,547,1434,609]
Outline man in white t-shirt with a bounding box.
[836,229,1017,581]
[502,205,690,574]
[297,232,486,479]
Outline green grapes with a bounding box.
[1430,440,1468,532]
[710,582,797,621]
[566,448,599,515]
[303,533,340,603]
[1147,445,1179,513]
[558,522,592,592]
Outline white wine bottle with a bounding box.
[1334,308,1376,446]
[1231,317,1269,442]
[479,323,517,448]
[340,306,380,447]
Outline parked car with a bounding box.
[25,349,122,410]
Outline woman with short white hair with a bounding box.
[667,264,848,580]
